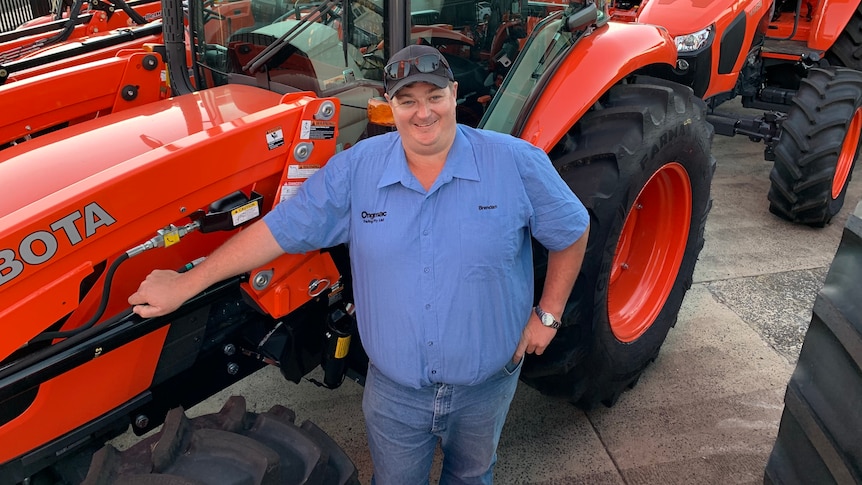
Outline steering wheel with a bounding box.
[202,0,225,23]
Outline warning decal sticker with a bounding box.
[279,181,303,203]
[300,120,336,140]
[266,127,285,150]
[231,201,260,226]
[287,164,321,179]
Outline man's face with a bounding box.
[386,81,458,157]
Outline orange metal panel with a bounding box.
[1,1,162,63]
[4,25,163,84]
[808,0,860,51]
[0,329,169,464]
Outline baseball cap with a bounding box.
[384,44,454,96]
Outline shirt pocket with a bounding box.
[458,209,523,280]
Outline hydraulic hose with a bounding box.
[27,252,130,344]
[26,222,200,346]
[45,0,86,45]
[111,0,149,25]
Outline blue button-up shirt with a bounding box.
[264,125,588,389]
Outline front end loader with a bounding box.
[0,48,168,150]
[1,0,716,482]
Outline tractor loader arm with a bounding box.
[0,21,163,85]
[0,50,166,149]
[0,0,162,65]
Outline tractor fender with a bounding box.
[809,0,860,51]
[518,21,678,152]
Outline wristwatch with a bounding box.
[534,305,562,329]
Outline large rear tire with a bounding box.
[764,202,862,483]
[520,78,715,409]
[768,67,862,227]
[827,4,862,71]
[81,396,359,485]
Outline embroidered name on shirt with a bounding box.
[361,210,387,223]
[478,205,498,211]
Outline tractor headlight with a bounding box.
[674,26,712,52]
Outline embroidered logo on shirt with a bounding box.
[478,205,498,211]
[361,210,387,224]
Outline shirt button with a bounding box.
[423,230,429,236]
[425,304,431,310]
[424,267,430,273]
[428,341,433,346]
[431,370,437,374]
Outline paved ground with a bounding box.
[174,114,862,484]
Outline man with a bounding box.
[129,44,589,484]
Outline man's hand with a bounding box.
[513,311,558,363]
[127,220,288,319]
[511,227,589,363]
[128,270,195,318]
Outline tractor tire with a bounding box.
[81,396,359,485]
[827,3,862,70]
[768,67,862,227]
[764,202,862,484]
[520,77,715,409]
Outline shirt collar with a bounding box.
[378,125,480,191]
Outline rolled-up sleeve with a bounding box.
[517,144,589,250]
[263,153,352,253]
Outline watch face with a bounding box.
[541,312,555,327]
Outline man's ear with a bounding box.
[452,81,459,98]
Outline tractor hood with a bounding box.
[1,84,283,217]
[0,84,324,356]
[637,0,740,35]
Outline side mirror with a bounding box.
[566,3,599,33]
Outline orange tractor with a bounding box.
[1,0,715,482]
[611,0,862,226]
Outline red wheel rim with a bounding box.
[833,107,862,200]
[608,162,692,342]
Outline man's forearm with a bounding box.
[539,226,590,316]
[183,220,286,293]
[129,219,286,317]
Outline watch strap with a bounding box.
[534,305,562,329]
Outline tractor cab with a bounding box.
[187,0,577,142]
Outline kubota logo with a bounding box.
[0,202,116,286]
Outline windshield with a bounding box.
[481,2,606,134]
[479,10,566,134]
[193,0,572,137]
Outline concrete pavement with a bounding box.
[179,120,862,484]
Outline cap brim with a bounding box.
[387,73,451,96]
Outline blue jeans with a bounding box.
[362,359,522,485]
